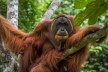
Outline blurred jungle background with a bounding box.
[0,0,108,72]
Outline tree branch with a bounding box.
[58,26,108,62]
[41,0,62,20]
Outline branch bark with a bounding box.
[58,26,108,62]
[41,0,62,20]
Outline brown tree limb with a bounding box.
[41,0,62,20]
[58,26,108,62]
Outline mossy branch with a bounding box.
[58,26,108,62]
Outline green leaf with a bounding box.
[74,11,87,26]
[74,0,95,9]
[74,0,108,26]
[88,0,108,24]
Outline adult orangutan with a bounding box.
[0,14,101,72]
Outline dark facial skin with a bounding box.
[51,15,73,42]
[49,14,73,51]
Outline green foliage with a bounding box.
[0,64,2,72]
[19,0,51,32]
[0,0,7,16]
[82,43,108,72]
[54,0,74,16]
[74,0,94,9]
[74,0,108,26]
[0,0,51,32]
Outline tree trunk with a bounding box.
[0,37,12,72]
[1,0,19,72]
[7,0,18,28]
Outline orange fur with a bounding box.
[0,15,101,72]
[0,15,27,54]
